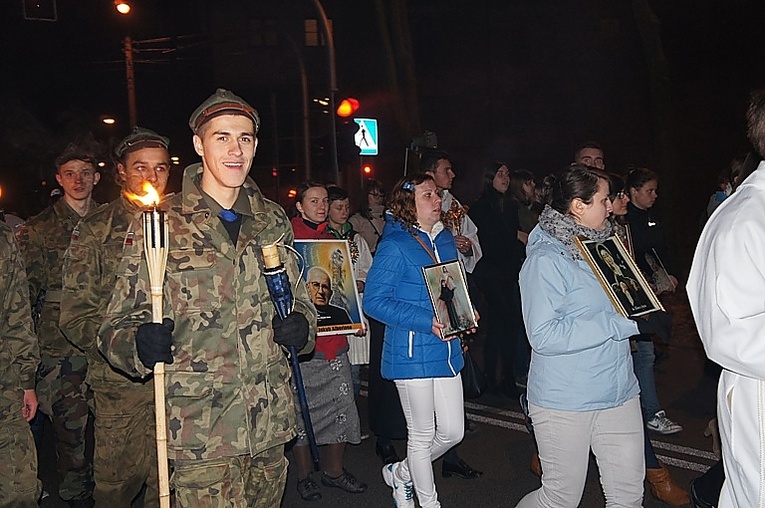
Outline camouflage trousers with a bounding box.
[37,353,94,501]
[92,387,158,508]
[171,446,288,508]
[0,411,42,506]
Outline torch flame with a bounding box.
[124,182,161,207]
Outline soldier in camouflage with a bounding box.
[98,89,317,507]
[60,127,173,507]
[0,221,42,506]
[17,145,100,507]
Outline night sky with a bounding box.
[2,0,764,267]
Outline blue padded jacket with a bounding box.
[364,216,464,380]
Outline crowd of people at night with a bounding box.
[1,86,763,508]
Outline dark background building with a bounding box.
[2,0,764,267]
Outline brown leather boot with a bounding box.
[646,463,690,506]
[530,452,542,478]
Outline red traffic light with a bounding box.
[362,164,373,175]
[337,98,360,118]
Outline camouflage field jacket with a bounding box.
[60,195,154,392]
[0,222,39,416]
[98,163,317,460]
[17,198,98,357]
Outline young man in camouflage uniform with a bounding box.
[17,145,100,507]
[98,89,317,507]
[60,127,172,507]
[0,222,42,506]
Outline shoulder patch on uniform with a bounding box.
[125,231,134,247]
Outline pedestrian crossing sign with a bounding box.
[353,118,378,156]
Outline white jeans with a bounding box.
[516,397,645,508]
[394,375,465,508]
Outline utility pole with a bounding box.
[124,36,137,127]
[311,0,338,183]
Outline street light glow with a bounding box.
[102,117,116,125]
[115,1,131,14]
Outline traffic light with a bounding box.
[337,120,361,165]
[362,163,373,176]
[336,98,359,118]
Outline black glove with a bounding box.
[272,312,309,350]
[136,318,175,369]
[634,311,672,343]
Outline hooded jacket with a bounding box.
[363,216,464,380]
[520,225,639,410]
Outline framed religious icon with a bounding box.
[294,239,364,336]
[421,260,478,338]
[574,235,665,318]
[645,248,676,294]
[622,223,635,258]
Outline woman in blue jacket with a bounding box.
[517,165,648,508]
[364,173,470,508]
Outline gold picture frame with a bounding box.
[574,235,665,318]
[294,239,364,336]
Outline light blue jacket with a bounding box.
[520,225,640,411]
[364,217,464,380]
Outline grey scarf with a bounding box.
[538,204,612,260]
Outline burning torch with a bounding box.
[261,241,320,468]
[127,182,171,508]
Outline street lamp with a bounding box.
[115,1,131,15]
[114,1,137,126]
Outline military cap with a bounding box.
[55,143,97,170]
[115,126,170,159]
[189,88,260,133]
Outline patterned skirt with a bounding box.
[292,352,361,446]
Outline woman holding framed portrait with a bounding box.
[289,182,367,502]
[625,167,683,437]
[364,173,476,508]
[607,173,690,506]
[516,165,648,508]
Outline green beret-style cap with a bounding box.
[188,88,260,133]
[55,143,97,170]
[114,126,170,159]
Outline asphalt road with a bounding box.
[39,288,717,507]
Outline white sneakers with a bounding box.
[646,410,683,435]
[382,462,415,508]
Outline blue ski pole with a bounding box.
[261,243,320,469]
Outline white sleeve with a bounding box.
[688,203,765,379]
[459,213,482,273]
[354,233,373,282]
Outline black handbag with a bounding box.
[461,347,486,399]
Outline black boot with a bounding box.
[375,439,400,465]
[441,458,483,479]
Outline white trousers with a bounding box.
[516,397,645,508]
[394,375,465,508]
